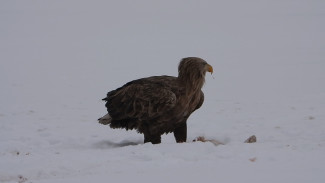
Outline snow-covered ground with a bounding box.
[1,1,325,182]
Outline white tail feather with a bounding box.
[98,113,112,125]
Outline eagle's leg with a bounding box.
[174,123,187,143]
[144,133,161,144]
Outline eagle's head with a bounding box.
[178,57,213,77]
[178,57,213,90]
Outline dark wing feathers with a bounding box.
[104,79,177,120]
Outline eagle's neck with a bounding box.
[178,71,205,95]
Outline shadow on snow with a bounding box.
[93,139,143,149]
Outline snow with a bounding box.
[1,0,325,182]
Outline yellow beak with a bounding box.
[206,64,213,74]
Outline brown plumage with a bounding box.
[98,57,213,144]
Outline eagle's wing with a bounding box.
[104,81,177,120]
